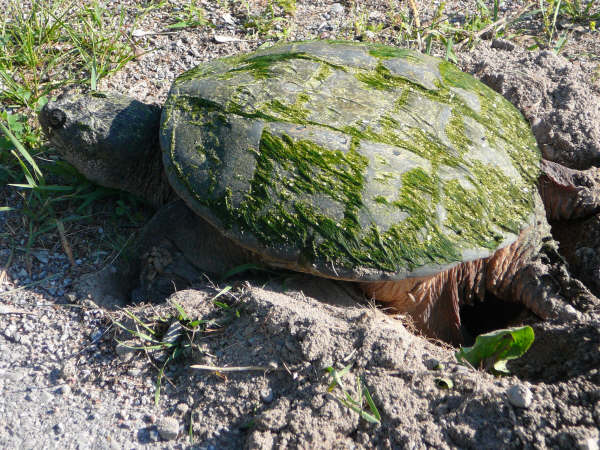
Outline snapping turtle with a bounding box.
[39,41,598,344]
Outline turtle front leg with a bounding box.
[131,200,258,302]
[74,200,257,306]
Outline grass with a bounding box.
[0,0,147,263]
[1,0,597,221]
[112,285,241,406]
[325,364,382,424]
[166,0,210,30]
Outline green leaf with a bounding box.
[326,364,352,392]
[1,120,43,181]
[361,377,381,422]
[455,326,534,374]
[170,299,190,322]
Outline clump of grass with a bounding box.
[0,0,139,170]
[0,0,143,254]
[240,0,295,39]
[113,286,241,406]
[166,0,210,30]
[363,0,596,59]
[325,364,382,424]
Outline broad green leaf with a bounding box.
[455,326,534,374]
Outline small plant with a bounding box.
[242,0,293,38]
[113,286,240,406]
[167,0,210,30]
[325,364,382,424]
[0,0,147,255]
[556,0,600,24]
[0,110,43,186]
[275,0,296,15]
[455,326,535,374]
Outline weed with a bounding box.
[167,0,210,30]
[112,286,241,406]
[326,364,382,424]
[241,0,294,39]
[0,0,143,254]
[455,326,535,374]
[557,0,600,23]
[275,0,296,15]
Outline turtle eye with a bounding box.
[48,109,66,128]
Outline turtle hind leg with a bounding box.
[486,229,599,322]
[361,260,486,346]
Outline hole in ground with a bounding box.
[460,293,526,346]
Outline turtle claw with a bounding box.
[136,243,202,303]
[552,213,600,299]
[512,244,598,324]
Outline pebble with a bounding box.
[115,340,138,358]
[148,428,160,442]
[362,30,376,40]
[260,388,273,404]
[157,416,179,441]
[90,330,103,341]
[222,12,235,25]
[55,384,72,396]
[175,403,190,415]
[33,251,49,264]
[559,304,580,320]
[127,367,142,377]
[330,3,344,15]
[507,384,533,408]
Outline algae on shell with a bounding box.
[160,41,541,281]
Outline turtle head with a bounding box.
[40,92,171,206]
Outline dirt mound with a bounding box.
[460,40,600,170]
[111,276,600,449]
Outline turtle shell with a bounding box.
[159,40,541,282]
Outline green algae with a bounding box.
[368,46,421,61]
[202,130,369,266]
[438,60,540,185]
[315,64,332,81]
[263,93,311,123]
[161,41,541,277]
